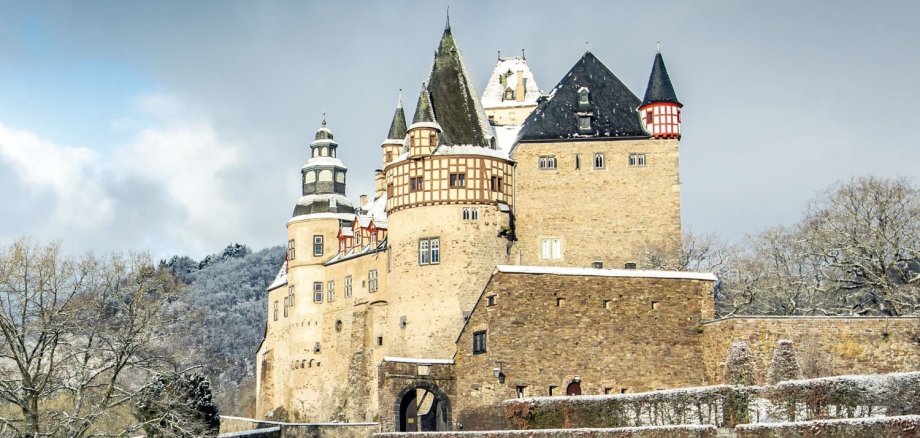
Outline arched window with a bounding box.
[318,170,332,182]
[304,171,316,184]
[578,88,590,105]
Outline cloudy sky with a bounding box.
[1,1,918,259]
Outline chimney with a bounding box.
[359,194,368,209]
[515,70,526,102]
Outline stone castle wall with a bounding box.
[452,270,717,430]
[700,316,920,385]
[511,138,681,269]
[385,203,512,359]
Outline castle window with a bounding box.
[313,282,323,303]
[273,301,278,321]
[471,208,479,220]
[370,232,377,247]
[624,262,638,270]
[578,88,590,105]
[556,298,565,307]
[449,172,467,188]
[594,153,605,169]
[575,154,580,170]
[355,229,362,246]
[604,387,613,395]
[368,269,378,292]
[385,151,393,163]
[287,239,295,260]
[490,176,504,193]
[646,109,655,125]
[313,235,324,257]
[603,300,611,309]
[538,156,557,170]
[472,331,487,354]
[410,176,424,192]
[387,183,394,197]
[344,275,353,297]
[429,131,438,146]
[462,208,470,220]
[628,153,646,167]
[652,300,660,310]
[486,295,496,306]
[504,88,514,101]
[288,285,295,306]
[377,336,383,346]
[327,281,335,302]
[418,237,440,265]
[578,116,591,131]
[463,207,479,221]
[548,385,558,396]
[540,238,562,260]
[283,296,289,317]
[516,386,527,398]
[592,261,604,269]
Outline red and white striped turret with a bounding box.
[639,50,682,140]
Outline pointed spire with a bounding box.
[387,90,408,140]
[641,52,681,107]
[445,6,450,32]
[412,83,436,125]
[322,111,327,127]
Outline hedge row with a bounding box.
[503,372,920,429]
[375,425,717,438]
[736,415,920,438]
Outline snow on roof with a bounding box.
[267,261,287,291]
[339,227,354,237]
[408,121,442,131]
[302,156,346,169]
[432,144,511,160]
[495,265,718,281]
[382,356,453,365]
[481,57,543,109]
[324,238,387,265]
[494,124,522,152]
[288,212,358,225]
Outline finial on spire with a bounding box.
[497,50,501,60]
[521,48,526,60]
[585,41,590,53]
[397,89,403,108]
[445,6,450,31]
[321,111,327,127]
[657,41,661,53]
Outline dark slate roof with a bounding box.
[517,52,648,142]
[292,195,355,217]
[387,100,407,140]
[412,85,435,124]
[423,25,493,146]
[641,52,681,107]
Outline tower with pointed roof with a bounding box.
[639,51,683,139]
[381,94,407,167]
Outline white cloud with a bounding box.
[0,93,248,258]
[0,122,113,229]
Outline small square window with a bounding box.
[603,300,611,309]
[548,385,558,396]
[624,262,638,270]
[486,295,496,306]
[472,331,487,354]
[652,300,660,310]
[410,176,424,192]
[592,261,604,269]
[516,386,527,398]
[556,298,565,307]
[377,336,383,346]
[604,387,613,395]
[449,173,467,188]
[490,176,504,192]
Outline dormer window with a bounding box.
[504,88,514,101]
[578,88,590,105]
[578,116,592,131]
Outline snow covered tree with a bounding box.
[766,339,802,384]
[0,238,187,436]
[135,372,220,437]
[724,341,756,385]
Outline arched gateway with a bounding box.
[395,382,451,432]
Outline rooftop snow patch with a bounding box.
[302,156,346,169]
[495,265,718,281]
[481,56,543,109]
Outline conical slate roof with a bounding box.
[518,52,648,142]
[423,24,493,146]
[412,84,436,124]
[641,52,681,107]
[387,96,407,140]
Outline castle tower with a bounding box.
[383,21,513,358]
[510,51,682,268]
[382,94,407,167]
[639,51,682,139]
[256,116,357,418]
[481,55,542,127]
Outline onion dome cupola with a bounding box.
[407,83,442,157]
[382,93,408,166]
[293,114,355,217]
[639,51,682,140]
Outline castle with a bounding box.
[254,20,920,432]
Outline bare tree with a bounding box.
[0,238,197,437]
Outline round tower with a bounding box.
[639,51,682,139]
[382,93,408,167]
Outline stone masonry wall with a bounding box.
[377,360,457,432]
[453,270,716,430]
[511,138,681,269]
[700,316,920,385]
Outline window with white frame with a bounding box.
[594,153,605,169]
[313,282,323,303]
[540,238,562,260]
[273,301,278,321]
[419,237,440,265]
[539,156,557,169]
[628,153,647,167]
[344,275,352,297]
[578,116,591,131]
[368,270,378,293]
[288,285,295,306]
[313,235,323,256]
[327,280,335,302]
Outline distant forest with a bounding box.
[162,243,284,416]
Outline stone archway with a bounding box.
[566,381,582,396]
[395,382,451,432]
